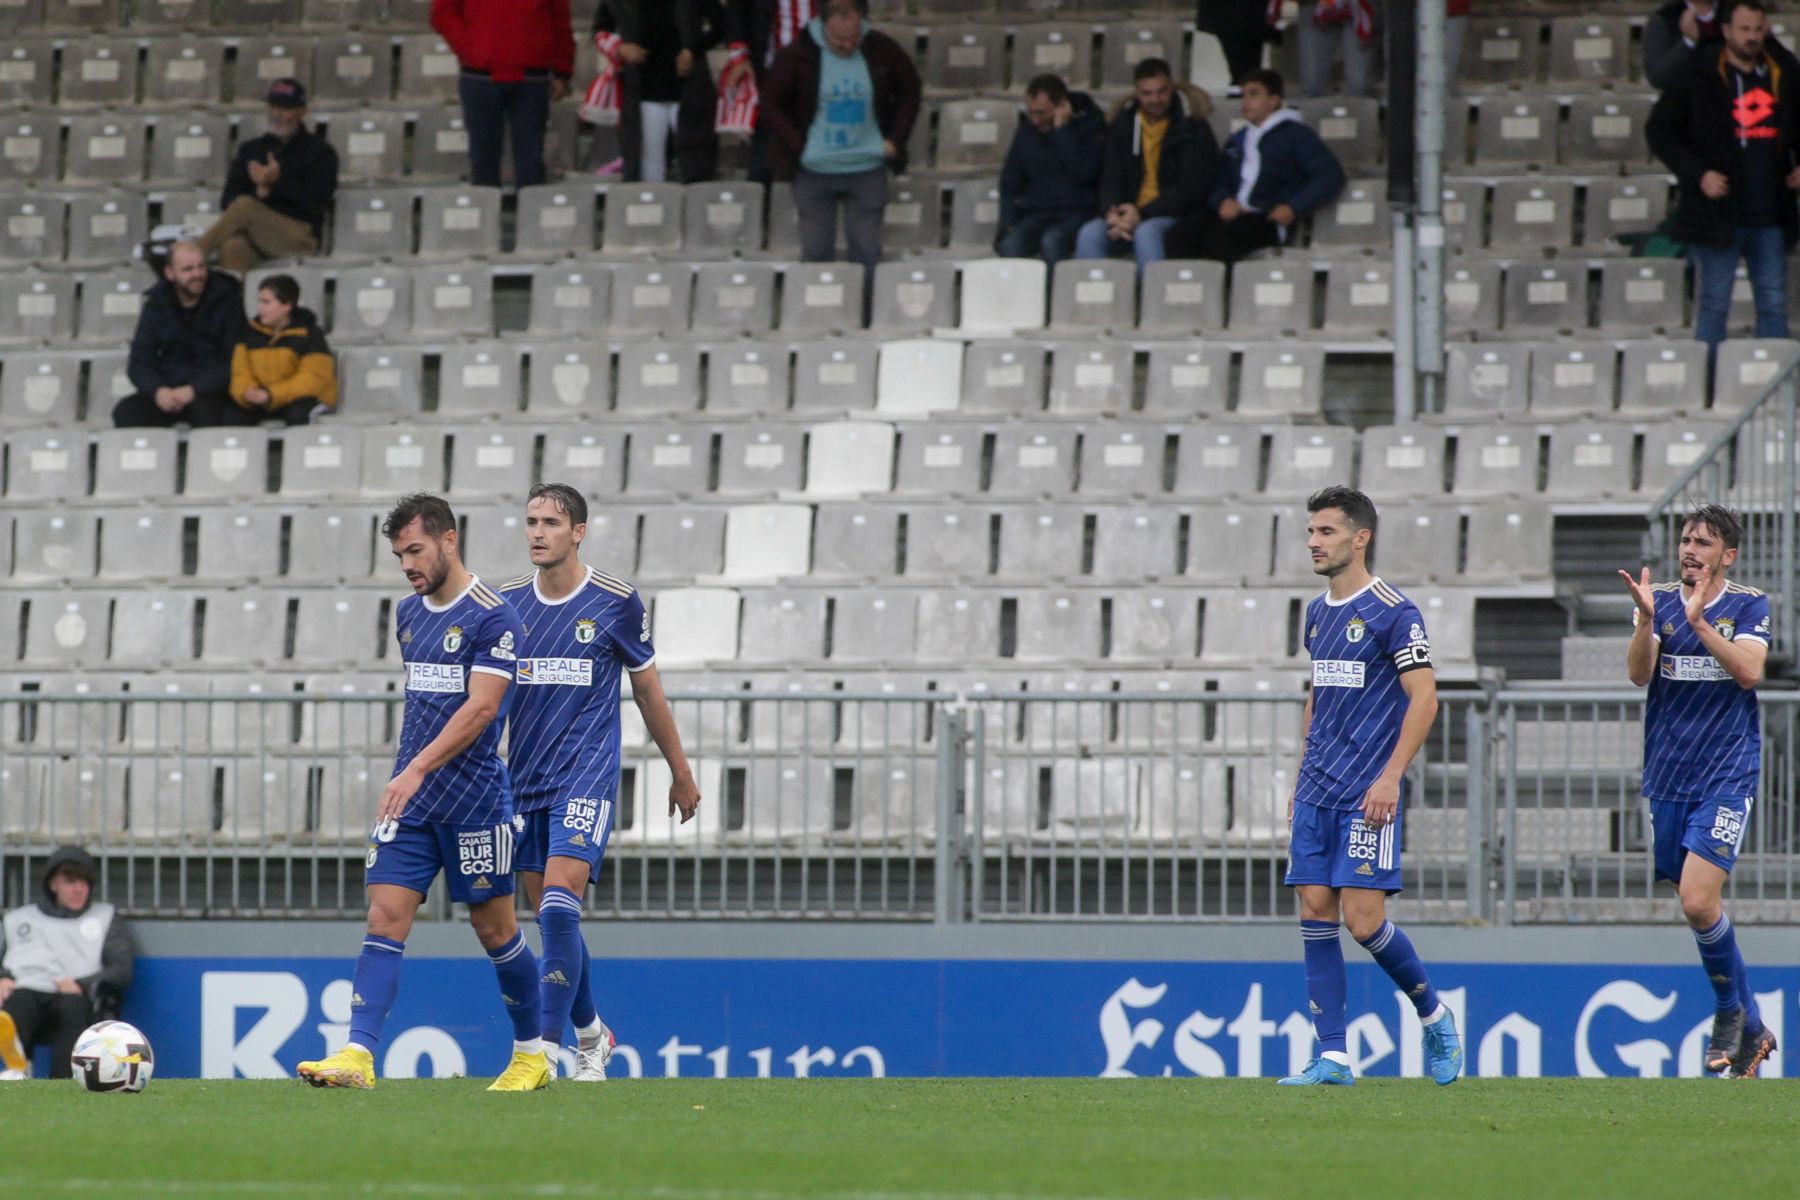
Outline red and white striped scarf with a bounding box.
[717,47,759,133]
[772,0,817,59]
[1313,0,1376,42]
[580,31,623,125]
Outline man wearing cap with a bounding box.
[197,78,339,272]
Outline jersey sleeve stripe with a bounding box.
[626,655,655,673]
[470,585,503,609]
[499,575,533,591]
[1371,581,1404,607]
[589,569,634,598]
[471,664,512,679]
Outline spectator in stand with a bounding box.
[1073,58,1218,272]
[1646,0,1725,90]
[1197,0,1277,86]
[762,0,920,288]
[1648,0,1800,352]
[596,0,726,182]
[1299,0,1379,98]
[196,79,337,272]
[229,274,337,426]
[996,74,1106,264]
[0,847,133,1082]
[432,0,574,187]
[1167,69,1345,264]
[720,0,823,183]
[112,242,246,429]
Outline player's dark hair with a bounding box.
[529,482,588,528]
[382,493,456,543]
[1243,67,1285,98]
[1307,485,1378,535]
[1725,0,1769,22]
[1025,73,1069,104]
[1683,504,1743,552]
[1132,56,1172,83]
[256,273,300,309]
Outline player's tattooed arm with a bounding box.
[1362,666,1437,830]
[1683,567,1768,689]
[629,663,701,823]
[1620,566,1659,687]
[377,672,510,823]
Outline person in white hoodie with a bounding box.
[1168,69,1346,264]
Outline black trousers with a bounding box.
[459,72,551,187]
[1166,210,1283,264]
[4,987,94,1079]
[113,391,318,428]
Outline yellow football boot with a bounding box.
[0,1011,27,1075]
[297,1044,376,1089]
[486,1049,551,1092]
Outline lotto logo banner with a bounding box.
[127,958,1796,1079]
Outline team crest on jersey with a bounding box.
[399,627,412,645]
[575,618,598,644]
[1714,617,1737,639]
[1661,621,1675,636]
[443,625,464,653]
[1345,616,1366,643]
[365,842,378,868]
[1309,624,1318,641]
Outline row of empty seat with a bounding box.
[0,0,431,33]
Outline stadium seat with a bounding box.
[1091,506,1180,579]
[287,508,376,580]
[4,429,85,499]
[935,99,1010,171]
[1544,420,1633,498]
[105,590,189,667]
[417,188,501,258]
[900,503,987,578]
[219,0,303,27]
[706,343,791,414]
[1546,16,1631,86]
[440,344,524,417]
[995,505,1083,580]
[737,588,828,662]
[652,589,740,666]
[603,184,684,254]
[1444,258,1502,335]
[1598,260,1685,334]
[945,176,1002,252]
[292,590,384,667]
[329,114,408,184]
[914,591,1001,662]
[1140,260,1226,333]
[146,114,231,187]
[693,263,776,335]
[513,183,597,257]
[0,116,56,186]
[410,108,472,181]
[1309,183,1390,254]
[186,428,269,498]
[1046,342,1133,414]
[0,353,80,425]
[1265,425,1356,498]
[360,426,445,497]
[961,341,1045,414]
[1236,345,1324,417]
[1200,591,1297,666]
[1584,179,1669,250]
[608,263,694,335]
[1013,592,1102,662]
[193,511,281,582]
[1451,422,1540,496]
[278,426,362,497]
[1079,425,1168,497]
[448,427,531,497]
[64,116,150,186]
[1109,589,1198,663]
[1142,344,1231,416]
[990,425,1078,496]
[60,39,138,108]
[616,343,701,412]
[527,264,610,335]
[540,426,626,496]
[1171,424,1260,497]
[1711,339,1795,410]
[831,594,919,666]
[881,179,943,253]
[315,36,394,106]
[1445,343,1530,418]
[733,757,835,843]
[0,40,53,108]
[1464,502,1553,583]
[0,195,65,264]
[1462,18,1543,88]
[83,350,131,419]
[235,35,314,100]
[806,421,895,497]
[1320,262,1393,335]
[11,511,97,583]
[1502,263,1586,335]
[1179,503,1273,584]
[681,182,763,257]
[145,38,226,105]
[1297,98,1381,172]
[22,594,109,667]
[924,23,1005,91]
[396,35,460,101]
[764,182,800,257]
[637,508,725,581]
[780,263,864,334]
[332,188,414,259]
[1373,504,1459,585]
[1564,96,1653,169]
[1101,20,1184,87]
[1488,179,1576,252]
[870,262,956,334]
[1012,23,1093,88]
[96,508,182,582]
[717,426,805,495]
[1530,342,1616,416]
[876,339,963,417]
[1473,98,1558,168]
[1438,183,1478,254]
[893,424,984,497]
[792,342,878,411]
[75,270,145,344]
[620,757,725,844]
[1050,259,1136,331]
[410,264,493,336]
[338,346,423,417]
[810,505,900,580]
[93,428,178,499]
[1619,340,1707,415]
[625,427,711,496]
[331,267,411,343]
[1229,261,1312,335]
[1641,419,1731,495]
[67,197,146,270]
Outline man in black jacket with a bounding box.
[0,846,133,1081]
[996,74,1105,264]
[1645,0,1725,90]
[1648,0,1800,352]
[197,79,338,272]
[1073,58,1219,271]
[112,242,247,429]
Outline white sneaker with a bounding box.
[0,1069,27,1081]
[570,1023,615,1082]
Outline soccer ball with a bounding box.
[70,1021,154,1093]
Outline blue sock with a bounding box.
[348,933,405,1054]
[486,930,543,1044]
[1301,920,1348,1055]
[1358,920,1440,1019]
[1694,915,1756,1022]
[537,886,584,1046]
[570,935,598,1031]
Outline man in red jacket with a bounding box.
[432,0,575,187]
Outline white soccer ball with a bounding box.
[70,1021,154,1093]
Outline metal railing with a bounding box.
[1649,347,1799,663]
[3,689,1798,925]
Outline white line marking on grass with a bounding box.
[0,1180,1242,1200]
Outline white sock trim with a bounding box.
[344,1041,371,1056]
[514,1038,545,1056]
[1321,1050,1352,1066]
[1422,1004,1449,1026]
[576,1019,606,1045]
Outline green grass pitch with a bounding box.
[1,1078,1793,1198]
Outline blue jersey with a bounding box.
[1639,581,1769,803]
[498,566,655,814]
[392,577,523,826]
[1295,578,1434,811]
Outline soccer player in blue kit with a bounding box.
[298,494,551,1091]
[500,484,701,1081]
[1280,487,1462,1086]
[1621,505,1777,1077]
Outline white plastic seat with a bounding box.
[83,350,132,419]
[805,421,895,496]
[1445,344,1531,418]
[287,506,376,580]
[636,508,724,580]
[924,23,1005,91]
[1464,503,1552,583]
[1264,425,1356,497]
[1360,425,1447,497]
[1473,98,1558,168]
[652,589,740,666]
[1489,179,1576,252]
[75,269,145,344]
[1463,18,1543,87]
[1598,259,1684,334]
[716,426,804,495]
[1110,589,1198,663]
[291,590,384,667]
[707,344,789,413]
[59,39,138,107]
[332,187,414,258]
[994,505,1084,580]
[1012,23,1092,87]
[876,339,962,417]
[945,176,1002,251]
[64,116,146,186]
[235,36,314,103]
[147,115,231,188]
[914,591,1001,662]
[870,261,956,334]
[880,179,943,253]
[410,108,472,181]
[1713,339,1797,411]
[96,508,180,582]
[395,34,461,101]
[0,116,55,186]
[1014,592,1102,662]
[0,40,54,108]
[1200,591,1299,666]
[1140,260,1225,333]
[1641,419,1731,495]
[5,429,86,498]
[1547,16,1630,85]
[1101,20,1184,87]
[1309,183,1389,253]
[194,510,280,581]
[145,38,225,105]
[901,503,989,578]
[1372,504,1459,585]
[811,506,900,580]
[959,258,1046,334]
[1444,258,1502,335]
[0,195,64,264]
[109,589,194,668]
[1585,179,1669,250]
[737,590,828,661]
[1502,263,1586,334]
[527,265,609,336]
[1564,95,1652,168]
[934,98,1010,171]
[1320,262,1393,334]
[0,274,75,344]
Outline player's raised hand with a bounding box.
[377,763,423,824]
[1684,564,1713,627]
[668,772,701,824]
[1618,566,1656,622]
[1361,775,1400,829]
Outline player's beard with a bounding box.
[1313,548,1351,577]
[418,553,451,596]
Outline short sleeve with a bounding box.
[471,605,522,681]
[1382,601,1434,675]
[1302,600,1318,656]
[607,590,655,672]
[1737,593,1772,645]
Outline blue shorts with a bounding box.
[1650,796,1753,884]
[512,796,617,881]
[365,818,517,904]
[1285,801,1403,893]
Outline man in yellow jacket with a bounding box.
[231,274,337,424]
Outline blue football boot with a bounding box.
[1422,1010,1464,1086]
[1277,1058,1355,1086]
